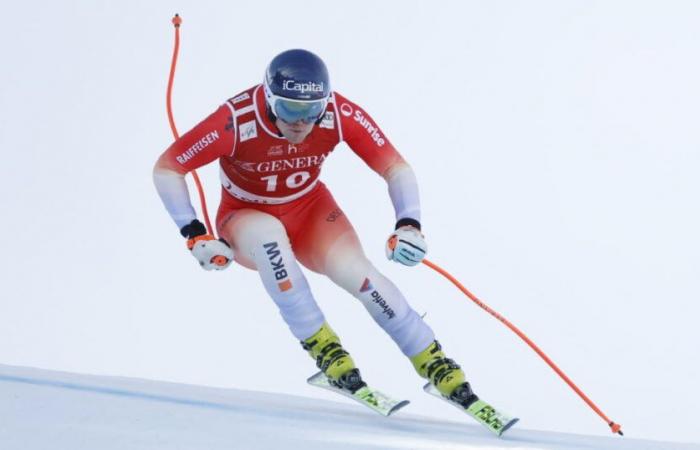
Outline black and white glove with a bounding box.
[385,219,427,267]
[180,219,234,271]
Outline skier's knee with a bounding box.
[238,213,291,250]
[324,253,373,292]
[253,214,288,241]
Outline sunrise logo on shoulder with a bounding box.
[340,103,353,117]
[353,110,385,147]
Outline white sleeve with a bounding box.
[153,167,197,229]
[384,163,421,223]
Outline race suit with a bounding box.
[153,85,433,356]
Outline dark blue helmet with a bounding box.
[263,49,331,124]
[264,49,330,101]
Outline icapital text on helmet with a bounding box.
[282,80,325,94]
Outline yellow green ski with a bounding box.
[307,371,410,417]
[424,382,519,436]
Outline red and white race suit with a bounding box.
[154,85,433,356]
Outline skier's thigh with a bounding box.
[219,209,290,271]
[293,191,365,274]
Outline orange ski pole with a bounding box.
[166,14,215,236]
[421,258,623,436]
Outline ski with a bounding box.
[424,383,519,436]
[307,371,410,417]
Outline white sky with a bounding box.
[1,0,698,444]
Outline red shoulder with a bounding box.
[226,85,259,109]
[331,91,402,176]
[333,91,390,149]
[157,104,235,173]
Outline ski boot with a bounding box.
[301,323,366,393]
[410,340,479,408]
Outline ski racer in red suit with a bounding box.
[153,49,476,404]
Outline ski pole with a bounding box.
[421,258,623,436]
[166,14,215,236]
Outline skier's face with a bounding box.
[276,119,315,144]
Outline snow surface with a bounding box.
[1,364,697,450]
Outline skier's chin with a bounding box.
[276,119,314,144]
[282,130,312,144]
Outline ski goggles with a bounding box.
[264,84,328,124]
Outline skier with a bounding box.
[153,49,475,406]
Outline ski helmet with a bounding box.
[263,49,331,124]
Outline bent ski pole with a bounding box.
[421,258,623,436]
[166,14,215,236]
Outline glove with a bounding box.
[181,220,234,271]
[385,219,427,267]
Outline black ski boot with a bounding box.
[333,368,367,394]
[449,381,479,408]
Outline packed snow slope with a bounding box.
[1,364,696,450]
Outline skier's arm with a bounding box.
[152,164,197,229]
[384,163,421,228]
[335,93,421,228]
[153,105,233,230]
[153,105,235,271]
[335,93,426,266]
